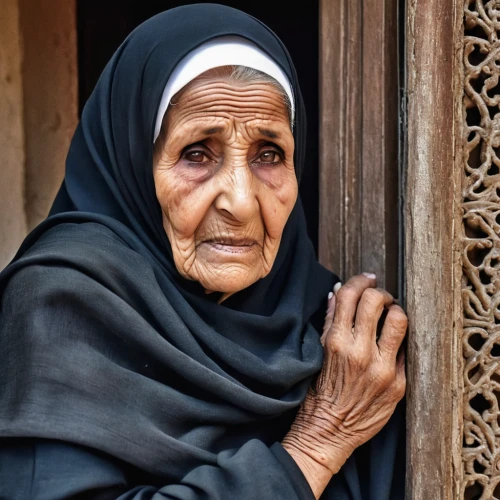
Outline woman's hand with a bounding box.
[282,274,407,498]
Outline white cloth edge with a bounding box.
[153,36,295,141]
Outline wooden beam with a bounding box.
[361,0,399,295]
[404,0,464,497]
[319,0,361,283]
[319,0,399,295]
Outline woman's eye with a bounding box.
[255,151,282,164]
[184,151,208,163]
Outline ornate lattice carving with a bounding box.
[463,2,500,498]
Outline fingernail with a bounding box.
[328,291,333,300]
[333,282,342,294]
[362,272,376,279]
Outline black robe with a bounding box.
[0,4,405,498]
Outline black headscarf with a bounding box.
[0,4,404,498]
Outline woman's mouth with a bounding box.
[200,238,259,254]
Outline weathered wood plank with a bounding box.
[319,0,351,279]
[361,0,399,294]
[319,0,399,295]
[404,0,464,497]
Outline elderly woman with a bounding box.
[0,4,406,499]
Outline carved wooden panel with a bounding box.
[462,1,500,498]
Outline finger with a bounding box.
[397,347,406,375]
[333,273,377,332]
[378,304,408,360]
[321,281,342,345]
[395,348,407,398]
[321,293,336,346]
[353,288,394,343]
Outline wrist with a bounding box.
[288,404,355,466]
[282,437,333,499]
[282,430,351,476]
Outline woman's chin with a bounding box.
[193,260,264,295]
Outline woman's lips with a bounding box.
[208,242,256,254]
[200,239,259,255]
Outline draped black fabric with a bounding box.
[0,4,404,498]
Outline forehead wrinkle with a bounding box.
[180,90,287,111]
[196,91,283,107]
[170,95,286,122]
[174,82,289,117]
[175,98,287,120]
[190,119,290,151]
[166,107,227,134]
[162,77,292,143]
[167,117,232,145]
[170,110,290,141]
[174,112,290,140]
[176,79,287,101]
[166,90,292,148]
[180,83,285,98]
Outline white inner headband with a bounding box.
[153,36,295,141]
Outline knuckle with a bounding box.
[394,378,407,399]
[386,310,408,331]
[350,350,370,369]
[325,336,336,352]
[377,365,396,387]
[363,287,384,305]
[337,286,358,304]
[325,331,342,351]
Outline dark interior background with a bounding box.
[77,1,319,253]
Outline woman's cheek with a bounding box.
[165,182,219,241]
[259,199,292,242]
[261,175,298,239]
[155,173,195,236]
[166,193,204,238]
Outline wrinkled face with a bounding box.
[153,72,297,296]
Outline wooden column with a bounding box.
[404,0,464,497]
[0,0,78,269]
[318,0,399,295]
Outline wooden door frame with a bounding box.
[319,0,466,498]
[404,0,464,497]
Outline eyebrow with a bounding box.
[202,127,224,135]
[258,128,280,139]
[200,126,281,139]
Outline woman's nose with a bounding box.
[214,165,259,223]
